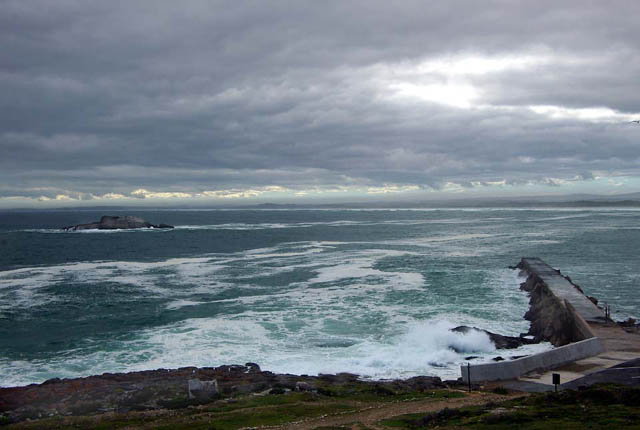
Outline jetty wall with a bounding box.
[461,258,606,383]
[518,257,603,346]
[461,337,604,383]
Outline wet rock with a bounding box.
[618,318,640,333]
[451,326,537,349]
[245,362,261,372]
[318,373,359,383]
[618,317,637,327]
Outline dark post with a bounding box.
[467,363,472,392]
[552,373,560,392]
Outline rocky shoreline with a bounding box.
[0,364,455,423]
[0,324,534,423]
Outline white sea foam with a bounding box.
[0,256,233,308]
[305,249,425,292]
[0,265,543,386]
[244,245,329,259]
[533,214,593,221]
[0,317,552,386]
[527,240,562,245]
[0,225,562,386]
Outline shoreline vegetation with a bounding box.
[2,378,639,429]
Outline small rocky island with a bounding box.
[62,215,174,231]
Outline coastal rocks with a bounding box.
[401,376,446,391]
[0,364,453,423]
[245,362,261,372]
[618,317,637,327]
[618,318,640,334]
[62,215,174,231]
[451,326,537,350]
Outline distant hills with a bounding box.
[3,192,640,211]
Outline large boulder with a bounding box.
[451,326,537,349]
[63,216,173,231]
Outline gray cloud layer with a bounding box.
[2,0,640,203]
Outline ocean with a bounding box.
[0,208,638,387]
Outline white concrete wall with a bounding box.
[460,337,604,383]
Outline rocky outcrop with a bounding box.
[63,216,173,231]
[451,326,537,349]
[0,364,451,423]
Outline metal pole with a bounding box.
[467,363,471,392]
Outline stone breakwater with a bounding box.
[461,258,611,384]
[516,257,604,346]
[462,258,640,387]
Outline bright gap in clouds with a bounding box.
[383,53,640,122]
[528,105,638,122]
[416,55,548,75]
[384,54,548,108]
[388,82,478,108]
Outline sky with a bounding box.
[2,0,640,208]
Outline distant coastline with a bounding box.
[2,196,640,212]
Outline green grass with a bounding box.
[311,382,466,403]
[380,384,640,429]
[5,387,462,430]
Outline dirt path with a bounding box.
[271,392,524,430]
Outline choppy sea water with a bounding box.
[0,208,638,387]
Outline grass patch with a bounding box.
[380,384,640,429]
[314,384,465,403]
[491,386,509,395]
[184,402,354,430]
[4,387,465,430]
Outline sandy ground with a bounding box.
[271,392,522,430]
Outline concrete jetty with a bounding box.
[462,258,640,390]
[519,258,604,324]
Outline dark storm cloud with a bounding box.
[1,0,640,203]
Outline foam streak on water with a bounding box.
[1,208,639,386]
